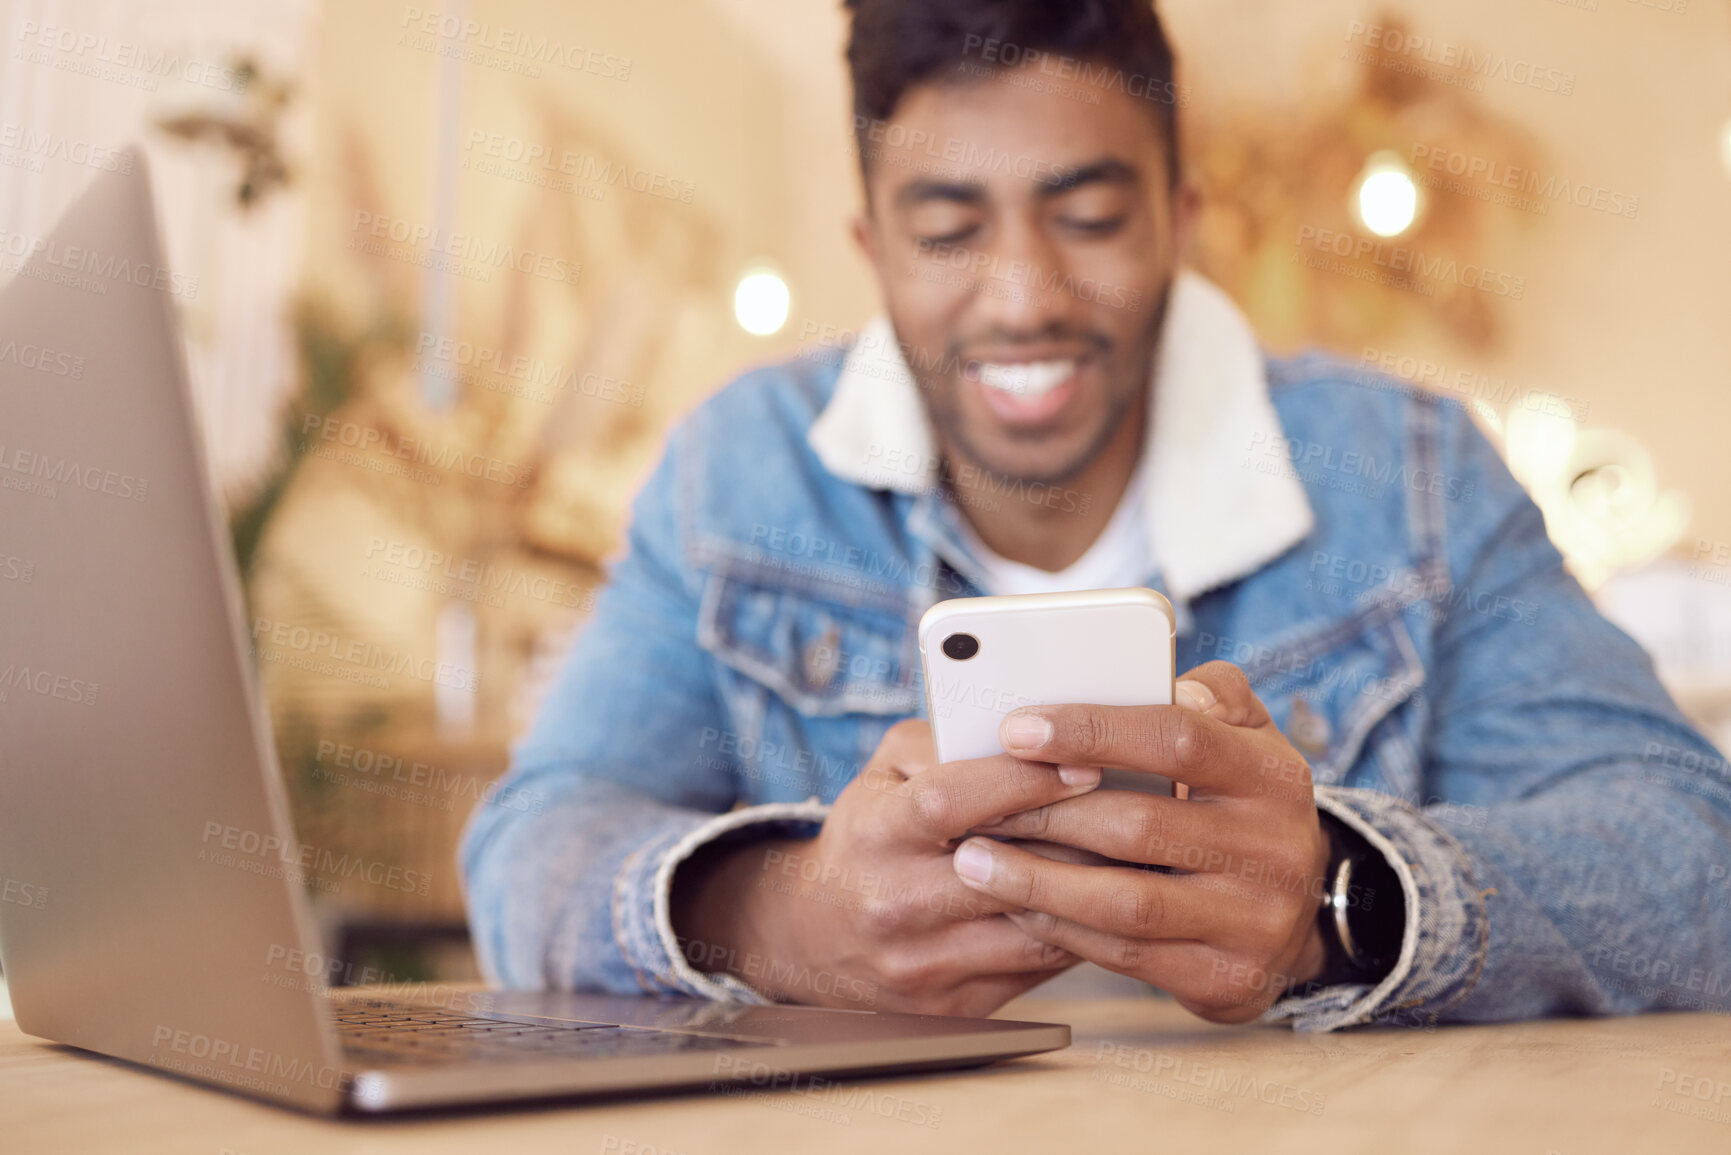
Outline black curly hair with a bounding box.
[843,0,1181,186]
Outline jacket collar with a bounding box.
[806,269,1314,609]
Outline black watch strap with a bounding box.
[1310,811,1405,987]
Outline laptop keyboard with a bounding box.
[332,998,775,1067]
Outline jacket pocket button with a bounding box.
[1286,697,1332,759]
[802,623,842,689]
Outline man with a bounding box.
[461,0,1731,1031]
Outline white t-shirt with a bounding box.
[958,459,1151,595]
[959,460,1161,998]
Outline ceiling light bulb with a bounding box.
[734,269,790,336]
[1353,151,1422,238]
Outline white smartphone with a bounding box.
[917,587,1186,798]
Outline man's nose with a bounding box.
[961,216,1079,333]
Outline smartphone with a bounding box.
[917,587,1185,798]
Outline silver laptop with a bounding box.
[0,152,1068,1114]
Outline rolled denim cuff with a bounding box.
[1262,785,1490,1032]
[612,799,831,1001]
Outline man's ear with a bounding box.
[851,207,884,275]
[1170,179,1202,263]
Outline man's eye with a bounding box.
[1059,216,1126,236]
[907,204,980,246]
[919,224,980,245]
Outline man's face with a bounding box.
[855,61,1194,487]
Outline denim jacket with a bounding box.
[461,272,1731,1031]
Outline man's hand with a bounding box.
[671,719,1104,1017]
[953,661,1332,1023]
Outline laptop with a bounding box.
[0,151,1068,1114]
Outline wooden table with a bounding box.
[3,992,1730,1154]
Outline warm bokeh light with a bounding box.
[1353,152,1421,238]
[1503,410,1689,589]
[734,269,791,336]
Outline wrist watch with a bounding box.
[1311,811,1405,987]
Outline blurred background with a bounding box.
[2,0,1729,988]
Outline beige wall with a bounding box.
[1165,0,1731,556]
[305,0,796,427]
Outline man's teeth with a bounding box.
[975,359,1076,398]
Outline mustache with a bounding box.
[946,327,1114,366]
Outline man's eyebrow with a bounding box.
[891,159,1137,208]
[1039,159,1138,195]
[895,179,986,210]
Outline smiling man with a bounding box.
[461,0,1731,1030]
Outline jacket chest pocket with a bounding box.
[697,572,922,718]
[1243,615,1426,795]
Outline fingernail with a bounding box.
[1058,764,1101,788]
[1002,712,1052,751]
[1176,680,1216,713]
[953,839,995,885]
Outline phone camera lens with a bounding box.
[941,633,980,661]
